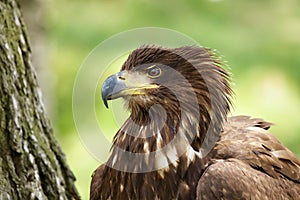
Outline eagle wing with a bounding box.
[197,116,300,199]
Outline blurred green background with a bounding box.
[21,0,300,199]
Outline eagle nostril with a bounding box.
[118,76,125,80]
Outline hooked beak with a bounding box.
[101,70,159,108]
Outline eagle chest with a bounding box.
[100,159,203,200]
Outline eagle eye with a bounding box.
[147,66,161,78]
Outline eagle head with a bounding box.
[101,45,232,152]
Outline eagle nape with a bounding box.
[91,45,300,200]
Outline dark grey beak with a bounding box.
[101,72,127,108]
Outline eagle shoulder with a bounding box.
[218,116,300,182]
[197,158,300,200]
[196,116,300,199]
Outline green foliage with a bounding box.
[43,0,300,199]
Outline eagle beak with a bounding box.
[101,72,127,108]
[101,71,159,108]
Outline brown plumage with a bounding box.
[91,45,300,199]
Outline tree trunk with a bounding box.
[0,0,80,199]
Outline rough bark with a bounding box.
[0,0,80,199]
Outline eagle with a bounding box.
[90,45,300,199]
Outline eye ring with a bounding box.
[147,66,161,78]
